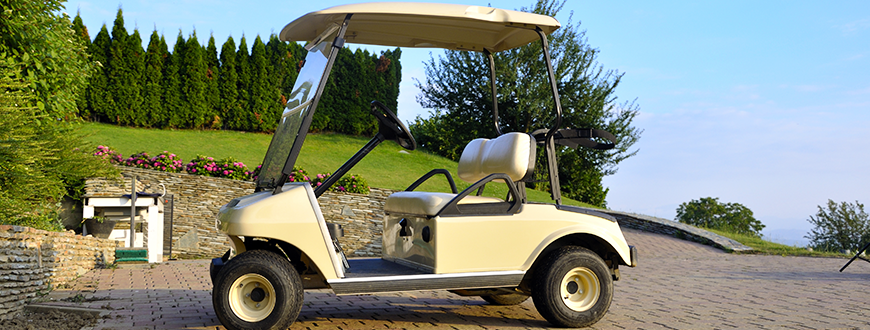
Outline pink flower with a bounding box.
[223,170,229,175]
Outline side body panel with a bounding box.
[218,183,343,280]
[384,204,632,274]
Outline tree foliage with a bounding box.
[142,30,165,127]
[410,0,640,206]
[675,197,765,237]
[73,9,401,135]
[0,0,90,119]
[805,200,870,253]
[0,1,118,230]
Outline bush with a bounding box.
[675,197,765,237]
[122,151,185,172]
[94,145,124,163]
[185,155,251,180]
[805,200,870,253]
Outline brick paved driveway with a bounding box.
[39,229,870,329]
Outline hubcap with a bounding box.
[229,274,276,322]
[560,267,600,312]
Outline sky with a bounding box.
[63,0,870,246]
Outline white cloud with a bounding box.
[836,18,870,34]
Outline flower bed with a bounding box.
[93,145,369,194]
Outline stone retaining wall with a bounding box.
[90,167,396,259]
[599,209,752,253]
[0,225,116,319]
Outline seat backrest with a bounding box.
[457,132,536,183]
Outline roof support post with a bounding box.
[484,49,502,136]
[536,28,563,205]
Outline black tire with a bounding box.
[532,246,613,328]
[212,250,303,330]
[481,292,530,305]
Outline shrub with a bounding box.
[806,200,870,253]
[336,174,370,194]
[185,155,251,180]
[93,145,124,164]
[308,172,370,194]
[675,197,765,237]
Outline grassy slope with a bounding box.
[80,123,590,207]
[707,228,844,257]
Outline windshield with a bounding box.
[256,41,331,190]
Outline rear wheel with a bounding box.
[532,246,613,328]
[481,292,530,305]
[213,250,303,330]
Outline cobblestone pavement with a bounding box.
[36,228,870,329]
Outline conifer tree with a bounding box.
[380,48,402,113]
[86,25,114,122]
[205,35,221,128]
[249,36,275,131]
[164,32,185,128]
[108,8,132,124]
[182,32,208,128]
[142,30,164,127]
[72,13,90,117]
[234,36,252,131]
[125,29,145,126]
[218,36,239,130]
[284,41,305,97]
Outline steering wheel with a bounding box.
[370,101,417,150]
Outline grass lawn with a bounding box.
[80,122,593,207]
[706,228,845,257]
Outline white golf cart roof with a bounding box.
[279,2,560,52]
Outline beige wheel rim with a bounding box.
[560,267,600,312]
[229,273,276,322]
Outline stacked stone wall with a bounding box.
[95,167,395,259]
[0,225,116,319]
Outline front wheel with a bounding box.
[213,250,303,330]
[532,246,613,328]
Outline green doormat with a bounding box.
[115,248,148,263]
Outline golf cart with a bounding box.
[210,2,637,329]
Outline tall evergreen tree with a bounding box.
[218,36,239,130]
[71,13,91,117]
[125,29,145,126]
[205,35,221,128]
[380,48,402,113]
[182,32,208,128]
[164,32,185,128]
[86,25,114,122]
[234,36,252,131]
[249,36,275,131]
[142,30,165,127]
[284,41,305,97]
[107,8,130,124]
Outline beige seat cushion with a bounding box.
[384,191,502,216]
[457,132,534,183]
[385,132,533,216]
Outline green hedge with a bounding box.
[76,10,401,135]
